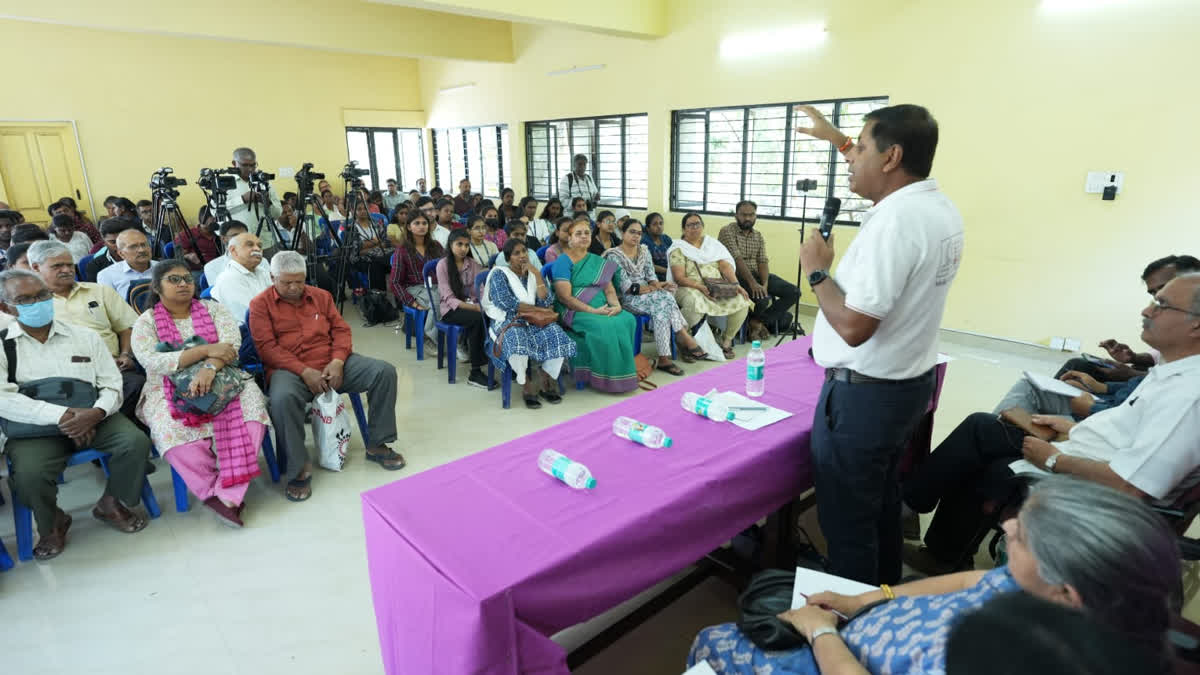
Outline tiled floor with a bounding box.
[0,308,1185,674]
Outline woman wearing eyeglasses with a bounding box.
[130,261,271,528]
[668,212,752,360]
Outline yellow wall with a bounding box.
[418,0,1200,348]
[394,0,668,37]
[0,19,423,223]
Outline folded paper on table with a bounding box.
[683,661,718,675]
[704,389,793,431]
[1009,458,1051,477]
[791,567,877,610]
[1023,371,1085,398]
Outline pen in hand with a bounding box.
[797,592,849,620]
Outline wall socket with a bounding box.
[1050,337,1065,351]
[1085,171,1124,194]
[1063,338,1081,352]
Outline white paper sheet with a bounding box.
[703,389,794,431]
[1023,371,1085,398]
[1008,458,1051,477]
[682,661,718,675]
[791,567,877,610]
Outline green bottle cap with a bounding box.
[585,478,597,489]
[725,411,735,421]
[752,340,761,348]
[662,437,673,448]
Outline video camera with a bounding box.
[149,167,187,191]
[340,160,370,182]
[295,163,325,194]
[197,167,238,192]
[249,169,275,183]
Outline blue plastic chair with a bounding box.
[535,245,550,264]
[7,449,162,562]
[199,287,213,299]
[164,241,175,259]
[0,534,12,571]
[630,313,678,359]
[422,259,462,384]
[197,272,209,293]
[77,253,94,281]
[475,271,513,409]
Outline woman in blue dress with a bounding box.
[689,477,1180,675]
[482,238,577,408]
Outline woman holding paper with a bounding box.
[687,478,1179,675]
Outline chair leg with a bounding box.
[501,367,512,409]
[416,311,426,361]
[349,393,370,447]
[446,327,460,384]
[0,536,13,571]
[12,491,33,562]
[404,310,414,350]
[261,431,281,483]
[671,332,678,360]
[141,479,162,519]
[436,330,446,370]
[171,466,190,513]
[633,317,644,356]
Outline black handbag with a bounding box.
[0,329,99,439]
[737,568,890,651]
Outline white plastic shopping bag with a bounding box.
[310,391,352,471]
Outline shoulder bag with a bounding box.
[690,259,741,299]
[0,329,99,439]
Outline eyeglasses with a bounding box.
[1150,297,1197,316]
[123,243,150,251]
[165,274,195,286]
[13,290,53,306]
[683,221,704,230]
[625,230,643,237]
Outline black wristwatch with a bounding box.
[808,269,829,287]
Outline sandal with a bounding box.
[523,395,542,409]
[286,474,313,502]
[680,346,706,363]
[657,362,685,376]
[366,447,407,471]
[203,497,244,528]
[92,503,148,534]
[722,344,736,360]
[33,510,72,561]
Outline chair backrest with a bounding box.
[240,309,262,367]
[487,253,498,267]
[128,281,154,313]
[541,262,555,282]
[197,272,209,293]
[199,287,213,299]
[77,254,94,281]
[474,269,490,324]
[163,241,175,259]
[422,258,440,317]
[536,245,550,264]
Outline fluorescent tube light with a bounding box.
[719,24,827,60]
[546,64,607,77]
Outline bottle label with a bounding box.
[628,422,646,445]
[694,398,711,417]
[550,455,571,480]
[747,364,764,381]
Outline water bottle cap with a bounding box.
[662,437,673,448]
[585,478,597,489]
[752,340,761,348]
[725,412,735,421]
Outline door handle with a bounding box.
[76,189,81,199]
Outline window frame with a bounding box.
[343,126,425,193]
[670,96,888,225]
[524,112,649,210]
[430,125,510,200]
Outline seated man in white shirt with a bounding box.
[202,220,249,287]
[902,273,1200,573]
[96,229,157,300]
[211,233,270,323]
[48,214,93,263]
[0,269,151,560]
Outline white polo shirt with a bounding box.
[1052,353,1200,505]
[211,258,272,324]
[812,179,964,380]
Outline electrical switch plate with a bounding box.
[1085,171,1124,194]
[278,167,296,178]
[1049,336,1066,351]
[1063,338,1081,352]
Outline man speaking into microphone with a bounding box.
[795,104,964,584]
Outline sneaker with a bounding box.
[467,369,491,389]
[457,345,470,362]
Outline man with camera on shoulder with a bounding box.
[227,147,282,254]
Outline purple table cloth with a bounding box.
[362,337,824,674]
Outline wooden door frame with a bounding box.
[0,119,96,223]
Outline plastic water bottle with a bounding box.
[746,340,766,398]
[612,416,673,449]
[680,392,735,422]
[537,449,597,489]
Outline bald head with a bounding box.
[228,232,263,269]
[115,229,151,270]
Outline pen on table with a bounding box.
[728,406,767,412]
[796,592,849,620]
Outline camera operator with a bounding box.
[558,154,599,220]
[226,147,282,253]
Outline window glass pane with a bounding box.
[673,114,706,210]
[786,102,837,222]
[706,109,744,215]
[831,99,888,222]
[527,124,552,199]
[743,106,787,217]
[623,115,648,209]
[372,131,396,191]
[346,130,372,190]
[479,126,500,198]
[595,119,623,206]
[499,127,511,193]
[448,129,467,192]
[434,129,453,192]
[398,129,424,191]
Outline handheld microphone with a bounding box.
[818,197,842,241]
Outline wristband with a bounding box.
[880,584,895,600]
[837,136,853,153]
[809,626,839,644]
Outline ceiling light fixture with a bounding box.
[719,23,827,60]
[547,64,606,77]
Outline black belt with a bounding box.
[825,367,934,385]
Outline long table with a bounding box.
[362,337,834,674]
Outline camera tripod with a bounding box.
[152,188,207,266]
[339,175,393,297]
[775,187,812,347]
[294,179,350,311]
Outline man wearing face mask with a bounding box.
[558,154,600,220]
[0,269,152,560]
[211,233,271,324]
[719,200,802,335]
[226,147,282,253]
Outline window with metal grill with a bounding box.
[671,97,888,224]
[344,127,426,192]
[525,113,648,209]
[430,125,511,199]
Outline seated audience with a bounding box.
[543,217,572,263]
[689,478,1181,675]
[642,212,672,281]
[504,219,541,254]
[111,197,138,222]
[173,207,220,270]
[1054,254,1200,383]
[97,229,157,300]
[434,198,459,242]
[382,178,407,215]
[452,178,473,217]
[407,188,421,203]
[102,195,119,218]
[588,210,621,255]
[902,273,1200,573]
[497,188,518,222]
[6,242,35,271]
[480,205,506,248]
[30,241,144,426]
[994,369,1144,422]
[0,209,17,267]
[386,202,410,246]
[135,199,156,239]
[719,200,800,334]
[319,189,345,222]
[49,199,102,246]
[11,223,50,245]
[0,269,151,560]
[533,198,564,243]
[366,190,384,215]
[517,197,548,243]
[465,216,499,268]
[317,180,344,212]
[346,201,390,290]
[436,230,489,389]
[552,218,638,393]
[482,238,576,408]
[48,215,94,264]
[669,212,753,359]
[429,186,444,201]
[250,251,405,502]
[387,212,443,343]
[131,261,270,527]
[211,233,270,323]
[202,220,250,286]
[603,218,705,373]
[567,196,590,222]
[86,218,136,282]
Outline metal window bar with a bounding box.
[524,113,648,209]
[432,124,509,198]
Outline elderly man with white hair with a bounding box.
[226,147,282,252]
[249,251,404,502]
[211,232,270,323]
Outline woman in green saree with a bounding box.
[551,217,638,393]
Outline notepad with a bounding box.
[1023,371,1085,398]
[703,389,794,431]
[682,661,718,675]
[791,567,877,610]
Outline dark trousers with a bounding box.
[744,273,800,330]
[6,413,150,536]
[441,307,486,369]
[120,368,146,430]
[811,371,935,584]
[902,412,1027,563]
[267,354,399,481]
